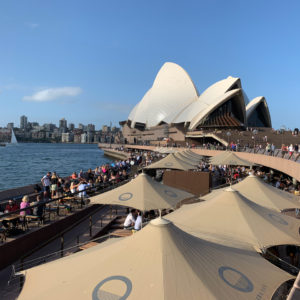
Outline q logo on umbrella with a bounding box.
[118,192,133,201]
[218,266,254,293]
[92,275,132,300]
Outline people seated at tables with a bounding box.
[70,180,80,194]
[20,195,31,216]
[77,180,88,198]
[32,194,45,222]
[2,200,19,228]
[134,210,142,231]
[124,209,136,229]
[4,199,18,213]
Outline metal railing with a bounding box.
[5,220,149,299]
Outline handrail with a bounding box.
[263,248,300,275]
[0,177,131,219]
[12,220,149,274]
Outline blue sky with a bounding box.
[1,0,299,130]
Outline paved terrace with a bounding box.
[99,143,300,182]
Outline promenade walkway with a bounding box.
[99,143,300,182]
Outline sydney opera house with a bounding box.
[121,62,272,145]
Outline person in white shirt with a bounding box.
[134,211,142,231]
[78,181,88,198]
[124,209,136,229]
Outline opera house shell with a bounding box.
[127,62,272,131]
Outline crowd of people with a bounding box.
[1,154,145,233]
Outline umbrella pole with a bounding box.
[287,271,300,299]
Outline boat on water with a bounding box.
[0,129,18,147]
[10,129,18,144]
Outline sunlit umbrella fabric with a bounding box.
[185,149,204,160]
[174,152,199,166]
[180,150,203,162]
[209,151,254,167]
[167,188,300,250]
[145,153,196,171]
[155,147,177,154]
[89,173,194,210]
[18,218,293,300]
[202,175,300,212]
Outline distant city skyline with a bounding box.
[1,115,117,131]
[1,1,300,130]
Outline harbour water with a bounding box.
[0,143,112,191]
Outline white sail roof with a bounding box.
[129,62,199,128]
[126,64,271,129]
[246,96,272,127]
[172,76,242,125]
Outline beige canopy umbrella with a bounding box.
[202,175,300,212]
[145,153,196,171]
[209,151,254,167]
[174,152,199,166]
[156,147,177,154]
[89,173,194,211]
[18,218,293,300]
[185,149,204,159]
[178,150,202,162]
[167,188,300,251]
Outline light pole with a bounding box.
[226,131,231,150]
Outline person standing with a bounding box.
[271,143,275,156]
[50,172,58,199]
[41,172,51,193]
[265,143,271,155]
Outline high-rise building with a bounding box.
[59,118,67,129]
[78,123,84,130]
[87,124,95,132]
[43,123,56,132]
[68,123,75,131]
[20,115,28,129]
[102,125,111,132]
[7,123,14,130]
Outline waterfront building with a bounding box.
[74,133,81,143]
[61,132,74,143]
[86,132,94,143]
[0,128,11,142]
[20,115,28,130]
[121,62,272,145]
[81,133,87,143]
[93,133,101,143]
